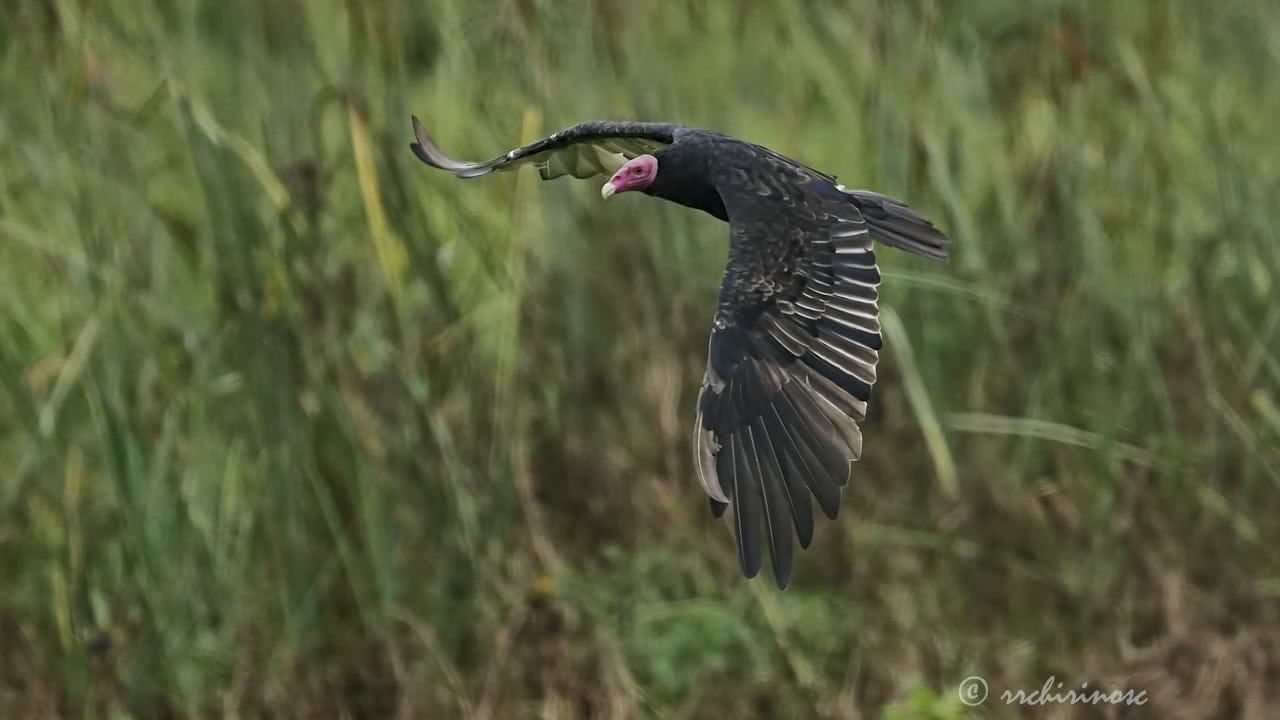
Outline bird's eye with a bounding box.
[631,167,641,174]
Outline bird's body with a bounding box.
[411,117,950,588]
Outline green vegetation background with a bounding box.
[2,1,1278,717]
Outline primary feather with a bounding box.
[410,116,951,588]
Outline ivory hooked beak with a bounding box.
[600,181,617,199]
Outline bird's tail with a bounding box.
[841,187,951,262]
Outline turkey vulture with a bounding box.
[410,116,950,588]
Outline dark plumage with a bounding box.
[411,116,951,588]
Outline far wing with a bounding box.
[411,116,680,181]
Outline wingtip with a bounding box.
[408,114,496,176]
[409,142,431,166]
[772,550,794,589]
[409,115,438,167]
[408,114,448,169]
[768,547,794,589]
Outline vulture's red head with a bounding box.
[601,154,658,199]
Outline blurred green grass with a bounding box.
[2,0,1279,717]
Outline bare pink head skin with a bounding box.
[601,154,658,199]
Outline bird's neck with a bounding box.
[644,148,729,222]
[645,182,728,222]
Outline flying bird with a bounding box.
[410,116,950,588]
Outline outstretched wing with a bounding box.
[694,147,886,589]
[411,116,681,181]
[694,221,880,589]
